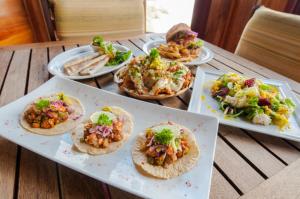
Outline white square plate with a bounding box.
[189,68,300,142]
[0,76,218,199]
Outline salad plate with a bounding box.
[189,68,300,142]
[143,39,214,66]
[0,76,218,199]
[48,44,132,80]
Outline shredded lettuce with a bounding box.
[284,98,296,109]
[106,51,131,66]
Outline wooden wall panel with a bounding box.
[222,0,258,52]
[192,0,299,52]
[204,0,234,45]
[0,0,34,46]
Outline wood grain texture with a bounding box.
[240,158,300,199]
[17,46,60,199]
[0,49,13,87]
[214,137,265,193]
[59,166,106,199]
[210,167,240,199]
[0,49,30,199]
[192,0,300,52]
[0,0,34,45]
[219,126,285,178]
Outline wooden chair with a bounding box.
[235,6,300,82]
[23,0,146,42]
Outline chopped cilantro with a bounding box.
[97,113,113,126]
[35,99,50,109]
[154,128,174,145]
[149,48,159,60]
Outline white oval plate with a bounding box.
[143,39,214,66]
[48,44,132,80]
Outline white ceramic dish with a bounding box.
[48,44,132,80]
[0,76,218,199]
[189,68,300,142]
[143,39,214,66]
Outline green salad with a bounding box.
[211,73,296,129]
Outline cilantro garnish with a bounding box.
[97,113,113,126]
[35,99,50,109]
[173,70,185,79]
[149,48,160,60]
[154,128,174,145]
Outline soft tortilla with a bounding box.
[132,123,200,179]
[72,106,133,155]
[20,95,85,135]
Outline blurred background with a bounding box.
[0,0,299,52]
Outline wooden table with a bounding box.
[1,34,300,199]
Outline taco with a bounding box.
[72,106,133,155]
[132,122,200,179]
[20,93,84,135]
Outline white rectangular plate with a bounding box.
[0,76,219,199]
[189,68,300,142]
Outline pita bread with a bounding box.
[20,95,85,135]
[166,23,191,42]
[72,106,133,155]
[132,123,200,179]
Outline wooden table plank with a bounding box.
[214,137,264,193]
[240,158,300,199]
[219,125,285,178]
[18,47,60,199]
[0,49,13,87]
[249,132,300,165]
[210,167,240,199]
[0,49,30,199]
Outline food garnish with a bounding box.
[117,48,193,98]
[143,124,190,167]
[23,93,78,129]
[211,73,296,129]
[132,122,200,179]
[80,108,124,149]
